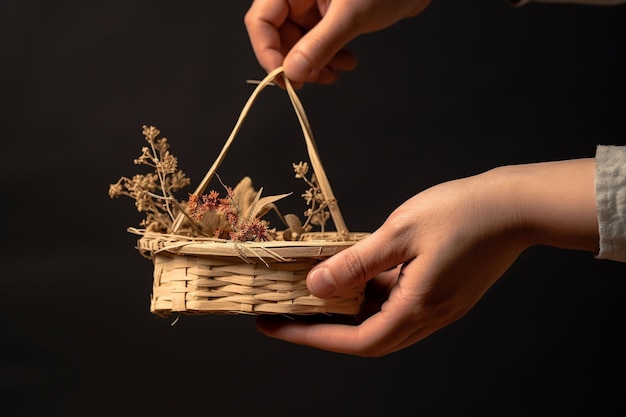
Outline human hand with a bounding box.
[244,0,432,87]
[257,159,599,356]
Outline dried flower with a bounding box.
[293,161,330,232]
[109,125,190,232]
[187,185,277,242]
[293,161,309,178]
[111,126,330,242]
[188,192,217,221]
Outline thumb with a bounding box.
[282,4,357,82]
[307,229,407,298]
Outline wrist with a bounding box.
[487,159,599,254]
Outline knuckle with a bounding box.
[383,209,414,236]
[243,8,257,28]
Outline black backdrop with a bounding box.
[1,1,625,416]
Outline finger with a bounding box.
[306,227,411,298]
[274,21,306,88]
[255,299,427,357]
[282,3,358,82]
[308,48,358,85]
[283,47,357,89]
[359,266,402,319]
[385,324,441,354]
[258,257,439,356]
[365,266,401,302]
[244,0,290,73]
[378,251,484,354]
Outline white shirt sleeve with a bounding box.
[595,145,626,263]
[509,0,626,6]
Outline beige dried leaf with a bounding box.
[251,191,293,219]
[230,176,257,218]
[283,214,303,233]
[282,213,304,241]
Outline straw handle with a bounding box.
[171,67,349,238]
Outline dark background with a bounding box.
[1,1,625,416]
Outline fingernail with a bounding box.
[286,51,314,81]
[308,267,336,297]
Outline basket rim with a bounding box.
[131,228,370,260]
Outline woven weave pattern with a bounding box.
[151,252,365,315]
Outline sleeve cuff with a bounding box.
[595,145,626,262]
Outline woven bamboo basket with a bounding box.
[129,67,369,317]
